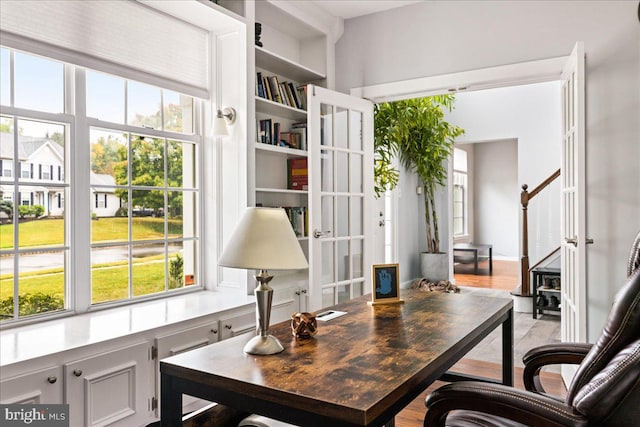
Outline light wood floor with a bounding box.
[395,260,566,427]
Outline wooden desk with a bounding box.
[161,290,513,427]
[453,243,493,275]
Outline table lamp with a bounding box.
[218,207,308,355]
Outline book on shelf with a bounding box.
[296,85,308,110]
[287,157,308,191]
[256,205,308,237]
[256,72,265,98]
[278,130,306,150]
[255,72,306,111]
[258,118,272,144]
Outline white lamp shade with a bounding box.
[211,112,229,136]
[218,207,308,271]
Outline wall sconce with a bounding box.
[212,107,236,137]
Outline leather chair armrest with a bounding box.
[523,343,592,394]
[424,381,588,427]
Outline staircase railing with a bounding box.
[520,169,560,295]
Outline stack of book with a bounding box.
[287,158,308,191]
[256,72,307,110]
[284,206,308,237]
[257,120,307,150]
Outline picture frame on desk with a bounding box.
[370,263,403,305]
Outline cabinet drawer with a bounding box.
[219,311,256,340]
[0,366,63,404]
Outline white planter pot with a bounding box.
[420,252,448,282]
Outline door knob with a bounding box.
[313,229,331,238]
[565,237,578,247]
[73,369,82,377]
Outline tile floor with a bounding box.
[458,286,562,372]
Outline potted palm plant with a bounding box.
[374,95,464,281]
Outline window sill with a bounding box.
[0,289,255,367]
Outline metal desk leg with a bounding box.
[474,250,479,274]
[489,247,493,275]
[502,308,514,386]
[161,372,183,427]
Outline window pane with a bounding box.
[0,254,13,320]
[91,245,129,304]
[322,287,334,308]
[336,151,348,193]
[132,242,165,297]
[335,107,348,149]
[132,190,165,241]
[163,91,194,134]
[168,140,195,189]
[1,48,9,106]
[169,190,197,239]
[321,104,333,147]
[337,196,348,237]
[131,135,164,187]
[17,189,64,248]
[90,129,128,186]
[87,71,125,123]
[14,52,63,114]
[338,240,349,281]
[179,240,198,288]
[17,250,65,318]
[128,81,161,129]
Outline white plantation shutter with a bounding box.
[0,0,209,98]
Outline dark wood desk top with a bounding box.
[161,290,512,426]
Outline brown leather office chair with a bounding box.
[424,240,640,426]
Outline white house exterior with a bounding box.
[0,132,119,217]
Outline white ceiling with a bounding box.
[310,0,422,19]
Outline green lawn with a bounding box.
[0,217,185,249]
[1,254,186,303]
[1,216,189,317]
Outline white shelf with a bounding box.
[256,187,308,195]
[256,96,307,121]
[256,46,325,83]
[254,142,308,157]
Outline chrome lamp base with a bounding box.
[243,334,284,355]
[244,269,284,356]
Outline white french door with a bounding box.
[307,85,374,311]
[560,42,587,383]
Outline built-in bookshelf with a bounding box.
[249,0,332,308]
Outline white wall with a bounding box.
[470,139,519,258]
[336,0,640,341]
[447,82,562,264]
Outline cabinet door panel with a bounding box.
[65,341,153,427]
[0,366,63,404]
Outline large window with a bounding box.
[0,47,202,324]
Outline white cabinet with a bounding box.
[64,341,154,427]
[0,366,63,404]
